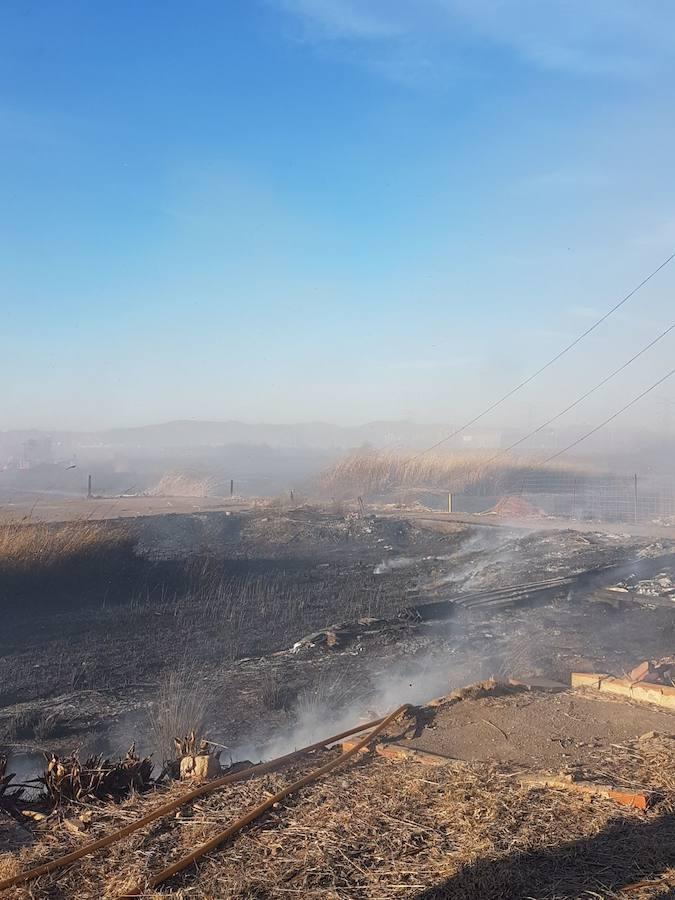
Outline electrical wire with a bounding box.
[540,366,675,465]
[414,250,675,459]
[482,322,675,465]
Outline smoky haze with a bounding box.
[1,417,674,510]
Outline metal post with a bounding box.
[572,478,577,519]
[87,475,92,499]
[634,473,638,524]
[448,492,453,514]
[230,479,234,497]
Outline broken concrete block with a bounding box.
[571,673,675,711]
[629,661,651,683]
[179,754,221,781]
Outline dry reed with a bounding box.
[148,669,211,765]
[0,520,132,575]
[318,449,593,500]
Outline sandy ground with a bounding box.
[0,494,249,523]
[407,688,675,767]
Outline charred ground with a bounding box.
[1,507,673,761]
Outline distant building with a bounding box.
[460,431,503,449]
[19,437,53,469]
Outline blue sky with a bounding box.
[2,0,675,431]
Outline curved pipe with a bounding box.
[0,711,400,894]
[121,704,410,897]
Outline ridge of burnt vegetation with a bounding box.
[0,509,455,720]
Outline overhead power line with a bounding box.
[415,249,675,459]
[540,366,675,465]
[483,321,675,464]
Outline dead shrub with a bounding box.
[32,712,61,741]
[148,669,210,765]
[3,710,62,743]
[258,669,292,711]
[295,668,364,722]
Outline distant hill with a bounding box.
[0,420,463,455]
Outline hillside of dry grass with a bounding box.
[317,449,595,500]
[0,521,133,574]
[0,520,143,610]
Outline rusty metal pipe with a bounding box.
[0,712,398,894]
[122,704,409,897]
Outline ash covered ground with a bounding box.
[1,507,673,769]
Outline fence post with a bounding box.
[634,473,639,524]
[572,478,577,519]
[448,492,453,514]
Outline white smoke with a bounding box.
[225,649,482,766]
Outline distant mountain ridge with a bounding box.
[0,420,460,452]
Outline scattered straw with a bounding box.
[4,736,675,899]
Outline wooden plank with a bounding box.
[340,739,458,767]
[372,743,458,767]
[520,774,654,809]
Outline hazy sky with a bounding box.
[2,1,675,431]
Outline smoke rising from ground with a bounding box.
[225,648,484,765]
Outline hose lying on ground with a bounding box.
[121,704,410,897]
[0,711,403,894]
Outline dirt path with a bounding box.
[0,494,250,523]
[403,509,675,540]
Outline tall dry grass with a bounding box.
[0,520,134,575]
[148,472,219,498]
[148,667,210,763]
[317,449,593,499]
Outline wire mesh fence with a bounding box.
[449,474,675,524]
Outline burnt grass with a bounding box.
[2,507,673,757]
[0,509,457,712]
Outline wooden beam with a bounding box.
[520,774,654,809]
[340,739,458,768]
